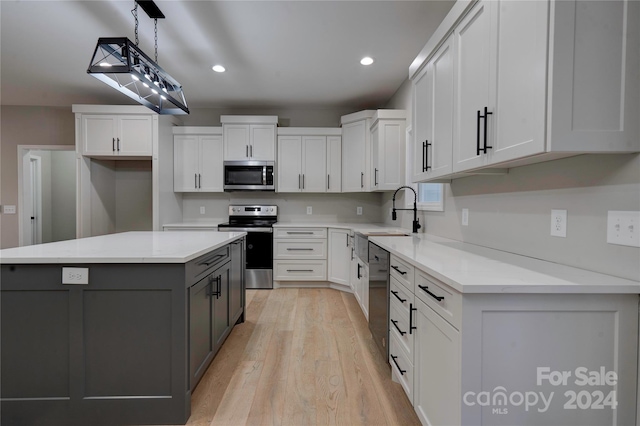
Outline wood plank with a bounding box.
[209,360,264,425]
[315,360,348,425]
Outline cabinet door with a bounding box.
[414,298,460,426]
[342,120,367,192]
[302,136,327,192]
[199,135,224,192]
[453,0,494,173]
[249,124,276,161]
[327,228,350,286]
[173,135,200,192]
[83,115,117,156]
[326,136,342,192]
[212,262,231,351]
[377,120,404,190]
[370,123,380,189]
[429,35,455,178]
[229,239,244,325]
[489,0,548,165]
[224,124,250,160]
[412,64,433,182]
[277,136,302,192]
[189,274,214,390]
[118,115,153,155]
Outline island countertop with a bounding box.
[370,234,640,294]
[0,231,246,264]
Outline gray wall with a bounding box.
[0,106,75,248]
[383,79,640,281]
[50,150,76,242]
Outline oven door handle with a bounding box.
[219,227,273,233]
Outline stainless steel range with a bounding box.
[217,205,277,289]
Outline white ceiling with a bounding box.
[0,0,454,111]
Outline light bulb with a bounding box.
[99,62,112,67]
[360,57,374,66]
[212,65,226,73]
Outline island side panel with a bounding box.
[0,263,189,426]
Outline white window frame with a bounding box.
[405,126,444,212]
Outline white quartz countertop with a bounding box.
[162,221,224,229]
[370,234,640,294]
[0,231,246,264]
[273,222,411,233]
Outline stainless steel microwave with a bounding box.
[223,161,275,191]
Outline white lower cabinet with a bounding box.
[351,255,368,319]
[273,227,328,283]
[413,297,460,426]
[328,228,351,287]
[388,254,639,426]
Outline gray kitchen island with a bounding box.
[0,231,246,426]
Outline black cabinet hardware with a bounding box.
[302,174,305,189]
[112,137,116,151]
[117,137,120,151]
[391,319,406,336]
[391,290,406,303]
[298,174,301,189]
[424,140,432,171]
[250,145,253,157]
[194,173,197,189]
[328,174,330,190]
[390,354,406,375]
[418,284,444,302]
[287,231,313,235]
[198,174,201,189]
[409,303,417,334]
[374,168,378,186]
[361,172,364,188]
[391,265,407,275]
[199,253,225,267]
[286,248,314,251]
[286,269,313,272]
[357,263,362,279]
[346,233,349,247]
[477,106,493,155]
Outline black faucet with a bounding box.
[392,186,421,234]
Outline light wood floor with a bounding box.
[184,288,420,426]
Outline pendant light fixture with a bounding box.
[87,0,189,115]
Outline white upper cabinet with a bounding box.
[410,0,639,181]
[173,128,224,192]
[370,110,406,191]
[81,114,153,157]
[341,111,374,192]
[221,116,277,161]
[276,128,341,193]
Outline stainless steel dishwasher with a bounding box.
[368,241,390,362]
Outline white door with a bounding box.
[412,64,433,182]
[488,0,549,165]
[341,120,367,192]
[29,156,42,245]
[250,124,276,161]
[326,136,342,192]
[223,124,250,160]
[453,0,494,173]
[83,115,117,156]
[302,136,326,192]
[277,136,302,192]
[429,35,455,178]
[199,135,224,192]
[118,115,153,155]
[378,121,404,190]
[414,298,460,426]
[328,228,350,286]
[370,123,380,189]
[174,135,199,191]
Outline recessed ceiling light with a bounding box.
[212,65,226,73]
[360,57,374,66]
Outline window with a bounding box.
[417,183,444,211]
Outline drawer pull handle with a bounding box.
[391,265,407,275]
[390,290,406,303]
[286,231,314,235]
[409,303,417,334]
[418,285,444,302]
[200,254,225,266]
[286,248,314,251]
[390,354,406,375]
[286,269,314,272]
[391,319,406,336]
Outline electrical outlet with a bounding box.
[357,206,363,215]
[200,206,205,215]
[607,211,640,247]
[62,267,89,285]
[306,206,312,215]
[550,209,567,237]
[2,205,16,214]
[462,209,469,226]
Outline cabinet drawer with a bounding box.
[390,255,414,290]
[273,239,327,259]
[415,269,462,330]
[389,333,414,404]
[186,246,231,283]
[274,227,327,239]
[390,276,414,316]
[389,301,415,358]
[274,260,327,281]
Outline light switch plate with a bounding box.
[607,211,640,247]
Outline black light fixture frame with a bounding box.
[87,1,189,115]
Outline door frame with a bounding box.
[17,145,75,246]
